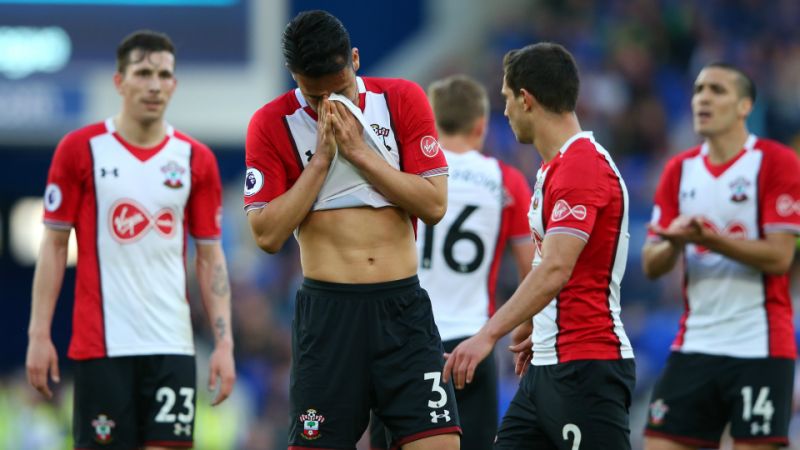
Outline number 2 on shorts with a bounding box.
[562,423,581,450]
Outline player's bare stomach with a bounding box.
[298,206,418,283]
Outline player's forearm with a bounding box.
[482,259,570,342]
[29,231,69,339]
[351,149,447,224]
[699,233,795,274]
[248,155,330,253]
[195,243,233,348]
[641,240,682,279]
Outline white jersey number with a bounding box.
[562,423,582,450]
[155,386,195,424]
[741,386,774,435]
[421,205,485,273]
[423,371,448,409]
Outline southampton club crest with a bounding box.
[648,399,669,426]
[161,161,186,189]
[729,176,750,203]
[299,408,325,440]
[92,414,116,444]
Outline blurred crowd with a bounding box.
[4,0,800,448]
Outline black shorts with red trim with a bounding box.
[73,354,196,449]
[288,276,461,449]
[495,358,635,450]
[645,352,794,448]
[370,337,497,450]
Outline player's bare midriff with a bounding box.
[298,205,418,283]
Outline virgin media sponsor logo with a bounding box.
[108,199,176,243]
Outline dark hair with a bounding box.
[428,75,489,135]
[282,10,352,77]
[503,42,579,113]
[116,30,175,74]
[703,62,756,103]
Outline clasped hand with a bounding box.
[314,96,369,164]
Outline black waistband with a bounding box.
[301,275,419,295]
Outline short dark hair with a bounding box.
[282,10,352,77]
[428,75,489,135]
[503,42,579,114]
[116,30,175,74]
[704,62,756,103]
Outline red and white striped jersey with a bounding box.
[418,149,531,341]
[649,134,800,359]
[528,131,634,365]
[243,76,448,213]
[42,118,223,360]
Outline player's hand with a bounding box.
[314,96,337,164]
[330,101,368,161]
[509,336,533,377]
[509,322,533,377]
[208,341,236,406]
[649,215,704,246]
[25,336,60,399]
[442,331,495,390]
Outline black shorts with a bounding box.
[289,276,461,449]
[73,354,196,449]
[495,359,635,450]
[370,337,497,450]
[644,352,794,448]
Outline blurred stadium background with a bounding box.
[1,0,800,448]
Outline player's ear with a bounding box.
[737,96,752,118]
[473,116,488,139]
[351,48,360,72]
[113,72,124,94]
[520,88,535,112]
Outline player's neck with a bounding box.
[438,134,480,154]
[704,126,749,165]
[534,112,581,163]
[114,113,168,148]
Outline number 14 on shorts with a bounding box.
[741,386,774,435]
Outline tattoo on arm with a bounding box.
[211,263,230,297]
[214,317,226,339]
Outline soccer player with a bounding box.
[243,10,459,450]
[642,63,800,450]
[25,30,236,449]
[443,42,636,449]
[370,74,534,450]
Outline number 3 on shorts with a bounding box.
[562,423,581,450]
[424,372,447,408]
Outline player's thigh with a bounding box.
[726,357,793,447]
[73,357,138,449]
[644,353,728,448]
[289,285,372,448]
[545,359,636,450]
[372,287,460,448]
[443,338,498,450]
[139,354,197,447]
[494,370,556,450]
[401,432,460,450]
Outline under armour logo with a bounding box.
[174,423,192,436]
[680,189,696,200]
[101,167,119,178]
[305,150,313,162]
[751,421,771,435]
[430,410,451,424]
